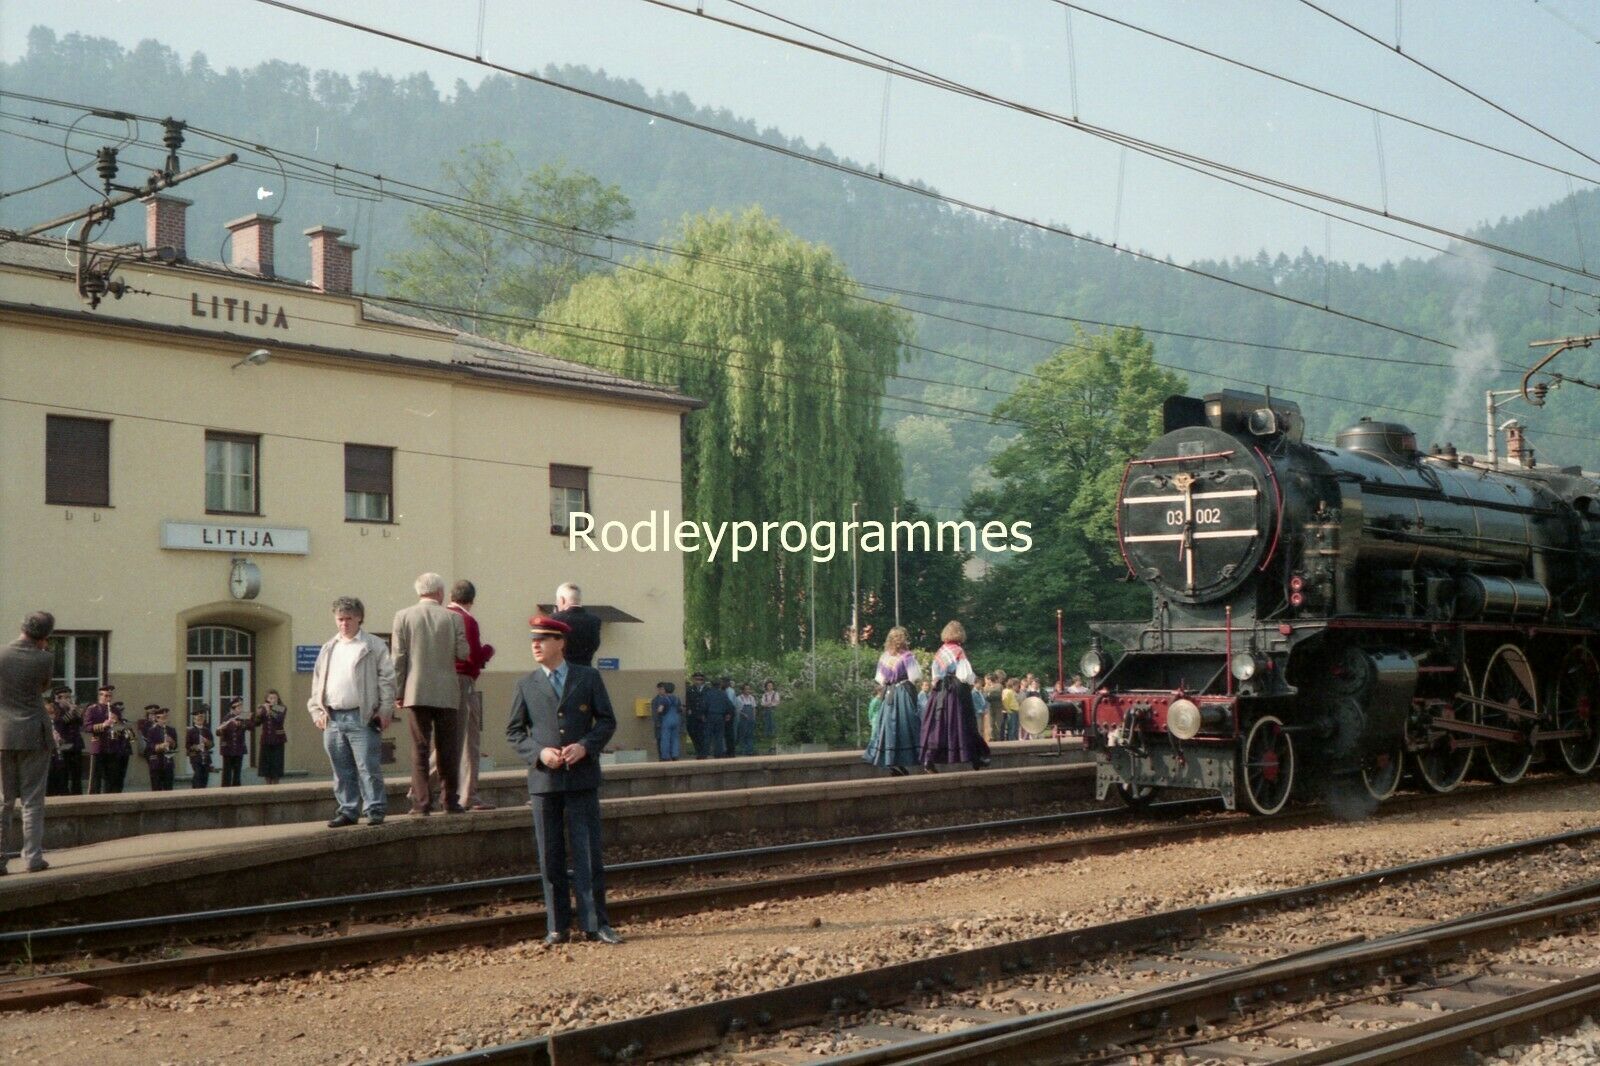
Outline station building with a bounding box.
[0,195,697,782]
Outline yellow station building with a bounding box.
[0,196,696,781]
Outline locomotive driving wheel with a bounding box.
[1480,643,1537,785]
[1549,646,1600,775]
[1413,669,1476,793]
[1359,744,1404,802]
[1239,715,1295,816]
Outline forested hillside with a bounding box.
[5,27,1597,522]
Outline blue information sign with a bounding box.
[295,644,321,673]
[596,657,620,670]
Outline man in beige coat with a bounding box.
[308,597,395,826]
[392,573,469,815]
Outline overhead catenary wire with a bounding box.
[5,220,1592,452]
[1297,0,1600,172]
[11,121,1592,449]
[240,0,1477,352]
[4,105,1586,443]
[1531,0,1600,47]
[665,0,1600,291]
[2,104,1537,379]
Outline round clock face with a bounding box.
[230,561,260,600]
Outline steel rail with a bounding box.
[0,799,1215,960]
[824,874,1600,1065]
[0,797,1323,1007]
[533,819,1600,1065]
[1277,970,1600,1064]
[2,779,1586,1022]
[878,891,1600,1064]
[0,780,1534,1011]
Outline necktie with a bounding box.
[550,667,564,699]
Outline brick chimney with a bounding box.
[305,225,358,295]
[225,213,278,277]
[1506,423,1535,468]
[143,194,191,260]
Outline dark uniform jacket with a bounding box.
[142,724,178,769]
[551,607,602,667]
[217,715,249,758]
[83,701,114,754]
[506,662,616,795]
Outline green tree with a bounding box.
[534,209,908,658]
[859,498,970,652]
[377,142,633,335]
[964,328,1184,672]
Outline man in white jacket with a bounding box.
[308,596,396,827]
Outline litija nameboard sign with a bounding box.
[161,521,310,555]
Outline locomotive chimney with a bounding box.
[1505,423,1535,468]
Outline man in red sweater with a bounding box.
[436,579,496,810]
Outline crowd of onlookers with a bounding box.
[39,684,291,795]
[647,675,780,760]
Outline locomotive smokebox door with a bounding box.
[1120,426,1274,605]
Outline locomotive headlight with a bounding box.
[1080,649,1105,679]
[1167,699,1203,740]
[1230,653,1263,682]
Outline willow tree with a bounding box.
[532,209,908,658]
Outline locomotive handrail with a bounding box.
[1127,449,1236,465]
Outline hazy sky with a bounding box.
[3,0,1599,266]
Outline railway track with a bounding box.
[0,777,1584,1021]
[423,817,1600,1065]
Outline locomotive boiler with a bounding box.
[1039,391,1600,814]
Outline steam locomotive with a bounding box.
[1035,391,1600,814]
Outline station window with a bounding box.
[46,415,111,507]
[50,632,107,705]
[344,443,394,523]
[205,432,259,514]
[549,464,589,536]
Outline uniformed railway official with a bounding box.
[507,615,621,945]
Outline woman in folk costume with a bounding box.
[919,620,990,772]
[864,627,922,775]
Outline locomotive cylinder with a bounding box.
[1455,574,1553,620]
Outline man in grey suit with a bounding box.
[1,611,58,874]
[507,615,620,945]
[392,573,469,815]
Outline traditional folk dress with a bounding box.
[919,641,990,769]
[864,650,922,770]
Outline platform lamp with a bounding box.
[230,348,271,370]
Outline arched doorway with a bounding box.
[186,624,253,724]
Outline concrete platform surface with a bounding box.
[10,739,1082,851]
[0,757,1093,926]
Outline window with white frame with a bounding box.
[205,432,259,514]
[50,632,107,705]
[549,464,589,536]
[344,443,394,522]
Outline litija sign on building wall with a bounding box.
[160,521,310,554]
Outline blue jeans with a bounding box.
[735,713,755,756]
[324,709,386,818]
[656,712,682,760]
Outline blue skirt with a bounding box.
[863,682,922,768]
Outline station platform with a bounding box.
[0,753,1092,926]
[8,739,1081,852]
